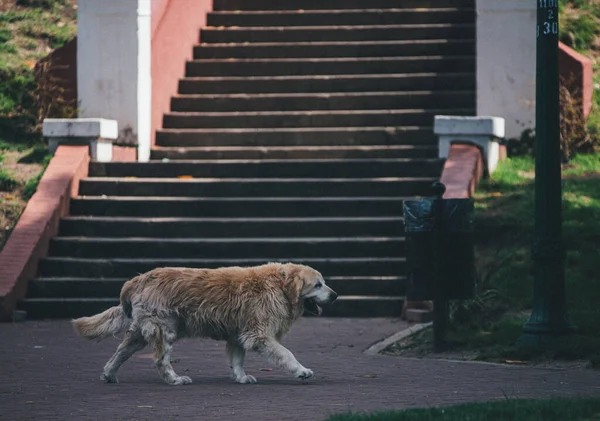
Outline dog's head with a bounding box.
[284,264,338,316]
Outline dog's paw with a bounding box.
[101,373,118,383]
[294,368,314,380]
[236,375,258,384]
[169,375,193,385]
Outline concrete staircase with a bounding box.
[19,0,475,319]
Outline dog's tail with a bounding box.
[72,305,130,341]
[72,275,141,341]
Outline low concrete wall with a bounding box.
[34,37,78,113]
[440,143,484,199]
[559,41,594,119]
[0,146,90,321]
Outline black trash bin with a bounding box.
[402,194,475,302]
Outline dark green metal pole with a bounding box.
[517,0,575,347]
[432,182,448,352]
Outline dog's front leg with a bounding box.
[226,341,257,384]
[252,339,313,380]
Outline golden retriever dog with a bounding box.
[72,262,337,386]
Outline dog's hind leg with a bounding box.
[101,327,147,383]
[226,340,257,384]
[248,337,313,380]
[143,322,192,386]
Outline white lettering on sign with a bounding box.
[542,21,558,35]
[538,0,558,37]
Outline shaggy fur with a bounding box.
[72,262,337,385]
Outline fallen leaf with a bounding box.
[5,195,14,200]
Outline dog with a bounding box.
[72,262,338,385]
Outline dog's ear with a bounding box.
[282,264,304,302]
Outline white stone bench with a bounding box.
[434,115,506,174]
[43,118,118,162]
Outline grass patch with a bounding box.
[385,154,600,365]
[0,0,77,147]
[22,151,50,199]
[0,168,17,191]
[324,397,600,421]
[0,0,74,250]
[0,145,49,251]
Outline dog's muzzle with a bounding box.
[304,289,338,316]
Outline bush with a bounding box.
[22,153,50,199]
[502,79,600,162]
[0,168,17,191]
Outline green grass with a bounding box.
[22,152,51,199]
[324,398,600,421]
[466,154,600,360]
[562,14,598,50]
[0,156,17,191]
[0,151,17,191]
[0,0,77,146]
[0,168,17,191]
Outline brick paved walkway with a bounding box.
[1,318,599,421]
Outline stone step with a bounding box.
[150,145,437,160]
[194,39,474,59]
[38,257,407,278]
[77,177,437,198]
[213,0,474,11]
[207,10,474,27]
[155,127,436,147]
[59,216,405,238]
[26,276,406,298]
[88,159,443,178]
[18,295,404,319]
[49,237,406,259]
[200,25,475,44]
[162,109,473,129]
[318,295,404,317]
[18,298,120,320]
[178,73,475,94]
[70,196,410,217]
[170,91,475,112]
[185,56,475,77]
